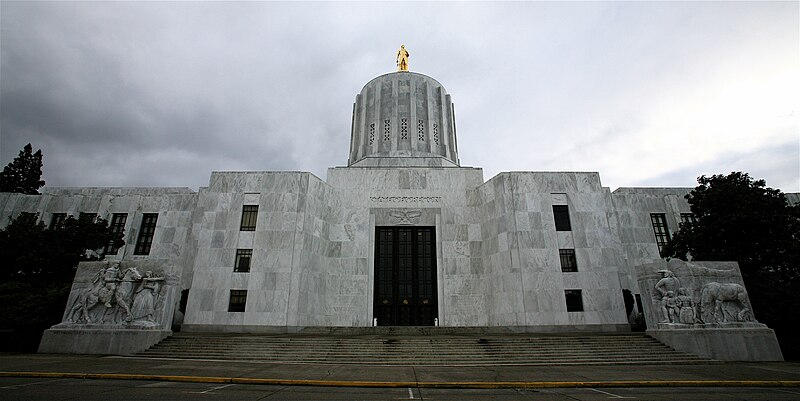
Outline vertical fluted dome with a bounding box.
[348,72,459,167]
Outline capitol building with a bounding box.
[1,54,784,361]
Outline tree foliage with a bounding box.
[663,172,800,358]
[0,213,124,350]
[664,172,800,278]
[0,143,45,194]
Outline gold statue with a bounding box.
[396,44,409,72]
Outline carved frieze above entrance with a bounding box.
[369,196,442,204]
[389,209,422,225]
[372,208,438,227]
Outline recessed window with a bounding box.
[234,249,252,273]
[565,289,584,312]
[553,205,572,231]
[680,213,696,226]
[104,213,128,255]
[650,213,670,257]
[559,249,578,272]
[228,290,247,312]
[79,212,98,222]
[134,213,158,255]
[49,213,67,229]
[240,205,258,231]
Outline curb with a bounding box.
[2,371,800,389]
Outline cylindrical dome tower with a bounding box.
[348,72,460,167]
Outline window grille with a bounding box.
[240,205,258,231]
[49,213,67,229]
[680,213,696,225]
[134,213,158,255]
[559,249,578,272]
[234,249,253,273]
[228,290,247,312]
[650,213,671,257]
[369,123,375,145]
[104,213,128,254]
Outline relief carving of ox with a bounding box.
[700,282,754,323]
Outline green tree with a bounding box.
[0,143,45,194]
[663,172,800,358]
[0,213,124,351]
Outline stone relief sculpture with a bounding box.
[654,270,680,323]
[676,288,697,324]
[643,262,759,327]
[389,209,422,225]
[63,260,169,326]
[131,271,165,325]
[700,282,753,323]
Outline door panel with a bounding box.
[374,227,437,326]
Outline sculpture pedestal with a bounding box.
[38,326,171,355]
[648,326,783,361]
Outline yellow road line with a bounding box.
[1,371,799,389]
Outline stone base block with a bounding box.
[38,328,172,355]
[648,327,783,361]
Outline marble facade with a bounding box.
[0,71,788,359]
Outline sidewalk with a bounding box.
[1,353,799,389]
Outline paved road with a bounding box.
[3,377,800,400]
[2,353,800,400]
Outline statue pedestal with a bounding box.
[38,325,171,355]
[648,326,783,361]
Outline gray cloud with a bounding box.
[2,2,797,192]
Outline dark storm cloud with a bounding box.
[1,2,797,191]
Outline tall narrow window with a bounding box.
[650,213,670,257]
[104,213,128,254]
[559,249,578,272]
[49,213,67,229]
[680,213,696,226]
[240,205,258,231]
[134,213,158,255]
[228,290,247,312]
[553,205,572,231]
[565,289,584,312]
[234,249,253,273]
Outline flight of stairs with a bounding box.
[138,332,712,366]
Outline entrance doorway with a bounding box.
[374,227,437,326]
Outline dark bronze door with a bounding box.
[374,227,437,326]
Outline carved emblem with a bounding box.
[389,209,422,225]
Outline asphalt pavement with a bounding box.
[1,352,799,389]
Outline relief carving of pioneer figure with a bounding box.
[131,271,165,323]
[654,270,681,323]
[676,288,696,324]
[64,261,143,324]
[98,261,120,307]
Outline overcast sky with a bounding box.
[1,2,797,193]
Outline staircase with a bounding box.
[138,332,712,366]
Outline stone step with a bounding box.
[138,332,711,366]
